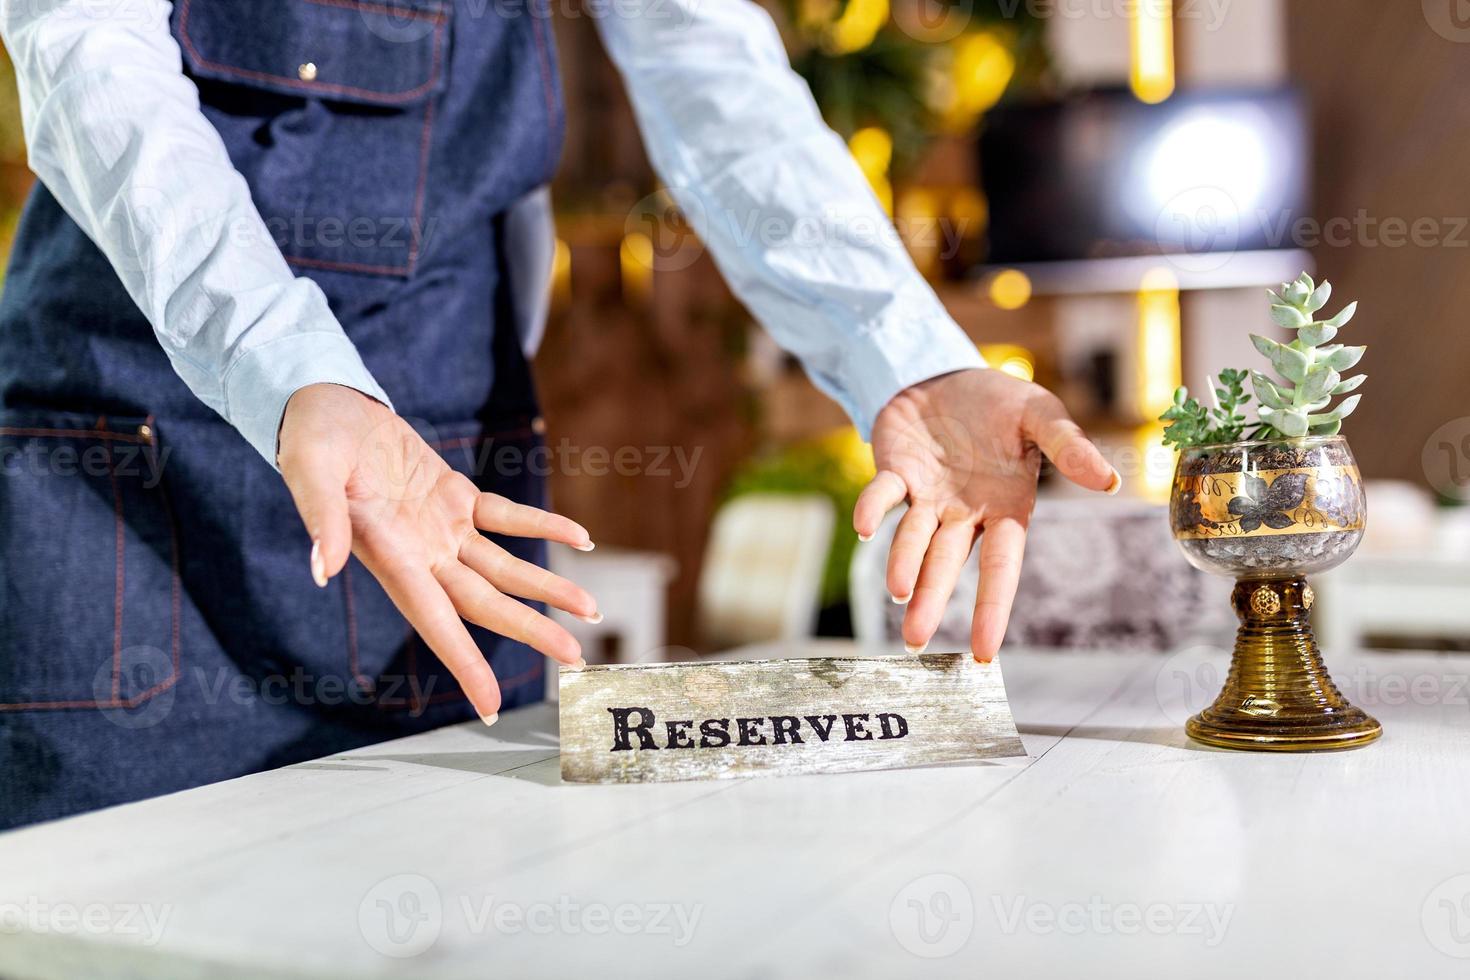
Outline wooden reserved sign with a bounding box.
[558,654,1025,784]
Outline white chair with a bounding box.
[696,493,836,651]
[546,545,677,700]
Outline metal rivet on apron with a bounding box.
[298,62,318,82]
[137,424,153,444]
[531,416,547,435]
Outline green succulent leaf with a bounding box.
[1310,418,1343,436]
[1307,394,1361,427]
[1299,368,1341,403]
[1250,370,1292,410]
[1298,321,1338,346]
[1259,405,1309,438]
[1252,334,1310,384]
[1332,374,1367,395]
[1306,281,1332,312]
[1325,301,1358,329]
[1322,345,1367,372]
[1270,304,1310,329]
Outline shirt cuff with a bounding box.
[838,317,987,439]
[221,330,393,468]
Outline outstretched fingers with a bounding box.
[460,534,598,621]
[362,556,504,722]
[436,562,584,667]
[474,493,593,550]
[903,521,978,654]
[971,517,1028,662]
[853,469,908,540]
[1023,395,1120,495]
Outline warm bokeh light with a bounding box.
[896,188,940,276]
[552,237,571,302]
[820,425,878,484]
[848,126,894,215]
[620,232,653,299]
[1134,421,1176,503]
[980,344,1036,382]
[824,0,889,55]
[944,32,1015,129]
[1137,266,1182,420]
[1129,0,1175,104]
[986,268,1032,310]
[949,187,988,227]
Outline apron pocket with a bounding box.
[0,414,181,711]
[175,0,451,277]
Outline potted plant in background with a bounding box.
[1161,272,1378,750]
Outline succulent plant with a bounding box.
[1159,271,1367,447]
[1249,272,1366,438]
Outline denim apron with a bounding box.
[0,0,564,828]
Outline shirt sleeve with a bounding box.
[0,0,392,465]
[594,0,986,438]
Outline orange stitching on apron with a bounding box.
[106,440,126,702]
[0,424,183,712]
[0,427,144,442]
[527,4,558,177]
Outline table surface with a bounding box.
[3,644,1469,979]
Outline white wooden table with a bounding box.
[3,646,1470,979]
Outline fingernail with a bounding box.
[566,657,588,671]
[891,593,911,605]
[576,612,604,625]
[905,641,929,655]
[310,540,328,588]
[1105,469,1123,496]
[857,532,873,543]
[482,712,499,727]
[574,540,596,552]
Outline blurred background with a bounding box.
[2,1,1468,663]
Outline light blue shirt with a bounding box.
[1,0,984,465]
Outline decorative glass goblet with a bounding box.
[1169,434,1380,750]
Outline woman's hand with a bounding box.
[853,368,1120,663]
[277,383,597,722]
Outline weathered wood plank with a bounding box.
[558,653,1025,783]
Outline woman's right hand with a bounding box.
[276,383,597,723]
